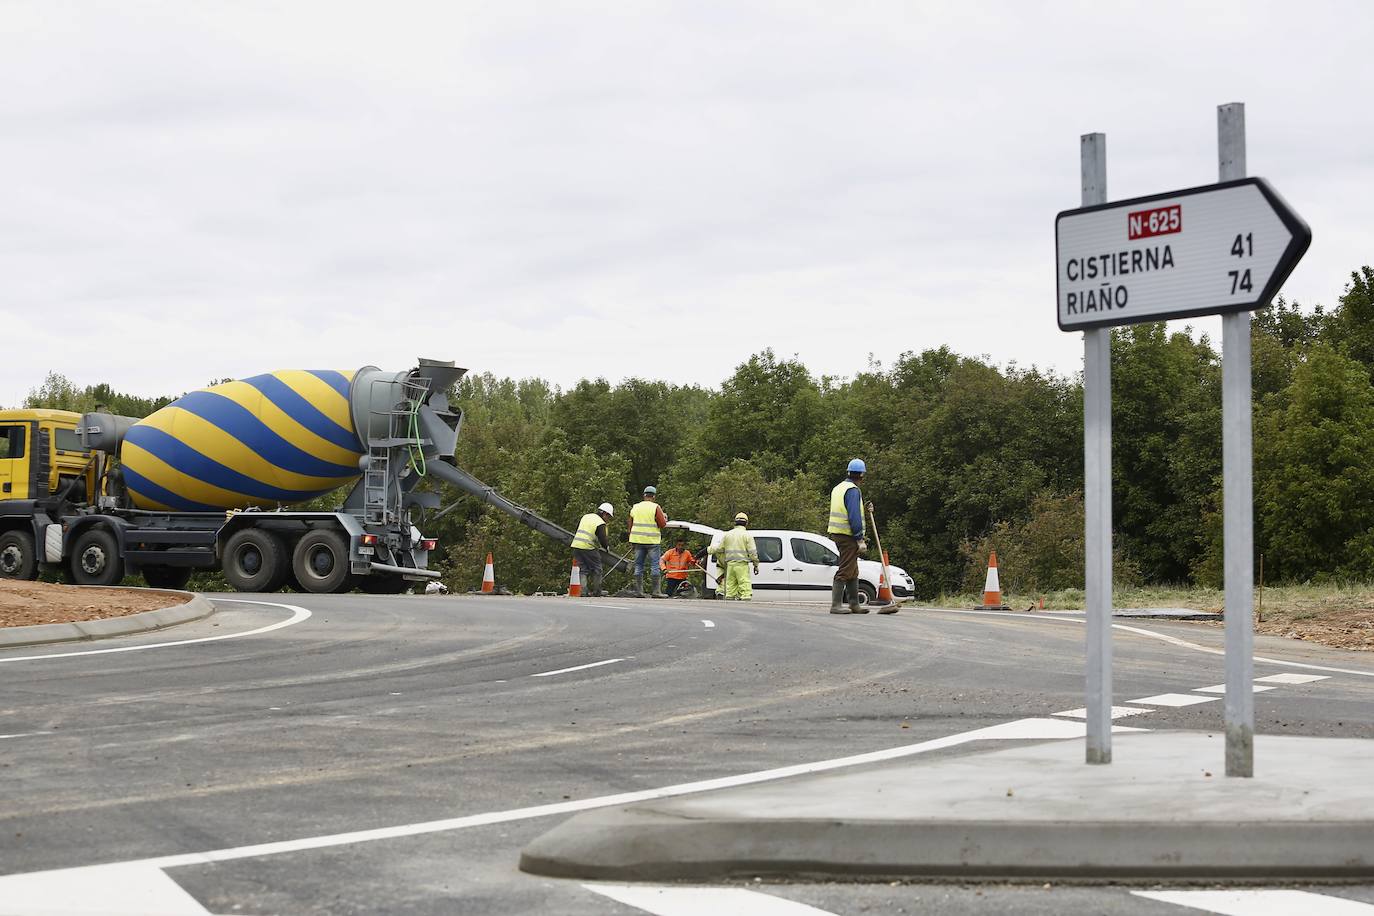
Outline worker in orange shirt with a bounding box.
[660,536,697,598]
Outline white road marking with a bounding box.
[0,715,1144,911]
[934,609,1374,678]
[0,599,310,664]
[0,731,51,739]
[1053,706,1151,719]
[586,884,839,915]
[1134,888,1374,914]
[531,658,626,677]
[702,619,715,628]
[1128,693,1219,707]
[1256,672,1330,684]
[0,862,213,915]
[1195,683,1276,694]
[581,603,632,609]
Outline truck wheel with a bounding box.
[0,530,39,580]
[292,529,352,594]
[223,529,289,593]
[69,528,125,587]
[141,565,193,590]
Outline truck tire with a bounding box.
[223,529,289,593]
[0,530,39,580]
[141,565,193,590]
[292,529,352,594]
[69,528,125,587]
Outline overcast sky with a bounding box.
[2,1,1371,406]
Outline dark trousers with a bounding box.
[573,548,603,595]
[665,577,688,597]
[832,533,860,582]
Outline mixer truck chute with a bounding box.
[2,358,614,594]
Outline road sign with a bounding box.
[1056,177,1310,331]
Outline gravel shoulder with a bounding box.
[0,579,184,628]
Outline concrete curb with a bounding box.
[519,731,1374,882]
[520,808,1372,882]
[0,588,215,649]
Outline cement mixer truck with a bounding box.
[0,358,614,594]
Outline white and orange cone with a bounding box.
[877,551,894,603]
[978,550,1009,609]
[481,552,495,594]
[568,557,582,597]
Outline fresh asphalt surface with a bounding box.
[2,592,1372,915]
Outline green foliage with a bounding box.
[1255,343,1374,581]
[959,490,1141,595]
[23,372,171,418]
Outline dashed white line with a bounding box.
[1256,672,1330,685]
[1195,683,1276,694]
[702,619,715,628]
[0,731,51,740]
[586,884,839,915]
[1128,693,1219,707]
[1053,706,1151,719]
[1134,888,1374,914]
[581,603,632,610]
[0,600,311,664]
[531,658,626,678]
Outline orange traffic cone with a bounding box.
[978,551,1008,609]
[568,557,582,597]
[481,552,495,594]
[877,551,894,603]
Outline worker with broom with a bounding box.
[828,459,869,615]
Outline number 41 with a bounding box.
[1231,233,1253,257]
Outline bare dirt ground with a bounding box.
[1251,604,1374,651]
[0,579,183,629]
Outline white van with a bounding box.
[664,521,915,605]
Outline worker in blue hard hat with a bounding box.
[627,485,668,598]
[827,459,869,615]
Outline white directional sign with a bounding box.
[1056,177,1310,331]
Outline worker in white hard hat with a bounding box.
[627,485,668,598]
[828,459,870,615]
[570,502,615,597]
[709,512,759,601]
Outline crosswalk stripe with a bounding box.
[585,884,839,915]
[1134,889,1374,914]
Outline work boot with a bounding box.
[829,581,849,614]
[589,573,604,598]
[847,580,868,614]
[630,574,644,598]
[650,573,667,598]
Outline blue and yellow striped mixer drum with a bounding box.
[122,370,365,511]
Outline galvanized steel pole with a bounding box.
[1081,132,1112,764]
[1218,102,1255,777]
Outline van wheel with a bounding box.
[293,529,352,594]
[69,528,125,586]
[0,530,38,580]
[223,529,289,593]
[141,565,193,590]
[856,582,877,606]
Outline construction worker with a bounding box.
[710,513,759,600]
[660,536,697,597]
[828,459,870,615]
[570,502,614,597]
[627,485,668,598]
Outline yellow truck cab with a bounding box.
[0,409,95,578]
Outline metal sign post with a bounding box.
[1218,102,1254,777]
[1081,133,1112,765]
[1059,104,1309,774]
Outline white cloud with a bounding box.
[2,0,1371,405]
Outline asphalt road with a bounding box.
[1,593,1371,915]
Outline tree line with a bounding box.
[18,266,1374,598]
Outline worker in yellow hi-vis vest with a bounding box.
[569,502,614,597]
[627,485,668,598]
[710,513,759,600]
[828,458,869,615]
